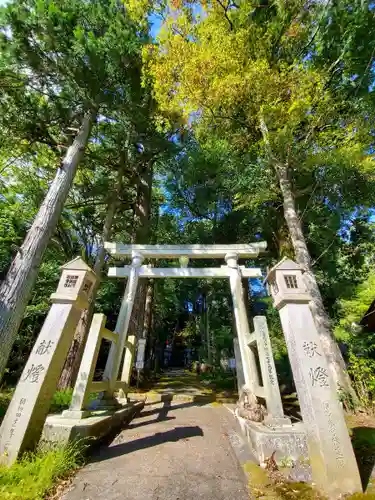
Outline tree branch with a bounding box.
[215,0,233,31]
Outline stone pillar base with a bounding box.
[61,409,92,420]
[263,415,292,427]
[90,396,122,411]
[43,401,144,446]
[236,415,308,469]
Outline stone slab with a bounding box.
[42,401,144,445]
[235,414,308,467]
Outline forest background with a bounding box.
[0,0,375,409]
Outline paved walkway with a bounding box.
[128,369,238,403]
[61,400,251,500]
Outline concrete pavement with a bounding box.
[61,400,251,500]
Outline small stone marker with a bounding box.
[252,316,289,425]
[0,257,96,466]
[136,338,146,370]
[266,259,362,497]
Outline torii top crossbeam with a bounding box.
[104,242,267,259]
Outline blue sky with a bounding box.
[149,12,163,40]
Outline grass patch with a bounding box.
[199,371,237,391]
[0,390,13,424]
[0,441,85,500]
[49,389,73,414]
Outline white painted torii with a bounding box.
[102,242,267,401]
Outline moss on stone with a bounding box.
[243,461,327,499]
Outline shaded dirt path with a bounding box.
[61,400,250,500]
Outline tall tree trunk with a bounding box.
[205,297,212,365]
[153,318,160,375]
[58,160,126,390]
[127,163,153,343]
[143,279,154,370]
[259,113,354,395]
[57,197,117,390]
[277,165,353,393]
[142,279,154,341]
[0,111,95,382]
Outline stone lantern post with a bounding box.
[225,252,261,392]
[0,257,96,466]
[102,251,144,398]
[266,258,362,497]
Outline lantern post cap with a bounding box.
[60,256,94,273]
[264,257,303,285]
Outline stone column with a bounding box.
[225,252,260,392]
[266,259,362,497]
[233,338,245,391]
[103,252,144,396]
[0,258,96,466]
[252,316,288,424]
[64,314,107,418]
[121,335,136,385]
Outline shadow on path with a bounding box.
[351,426,375,490]
[126,398,176,429]
[91,425,204,462]
[127,398,207,430]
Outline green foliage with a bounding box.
[0,0,175,383]
[0,441,85,500]
[213,325,233,353]
[335,269,375,341]
[199,370,236,391]
[347,355,375,411]
[2,0,375,415]
[0,390,13,424]
[49,389,73,414]
[334,262,375,409]
[179,320,197,344]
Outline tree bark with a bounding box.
[57,197,117,390]
[58,156,127,390]
[142,279,154,340]
[126,163,153,343]
[259,113,354,395]
[143,279,155,370]
[0,110,95,382]
[276,165,353,393]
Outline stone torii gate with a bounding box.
[101,242,270,401]
[0,242,363,497]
